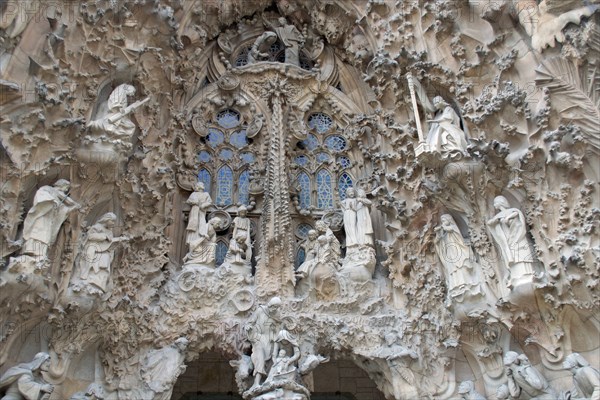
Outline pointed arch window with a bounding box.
[296,247,306,269]
[297,172,311,209]
[216,166,233,206]
[198,169,212,193]
[338,172,353,201]
[316,169,334,209]
[238,170,250,205]
[216,240,228,266]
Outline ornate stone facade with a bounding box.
[0,1,598,399]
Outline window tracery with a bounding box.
[196,108,255,207]
[292,112,354,212]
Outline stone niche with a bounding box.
[0,0,599,399]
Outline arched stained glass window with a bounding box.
[316,169,334,209]
[207,128,225,148]
[337,156,351,169]
[296,248,306,269]
[301,134,319,151]
[219,149,234,161]
[295,155,308,166]
[296,223,313,238]
[216,109,240,129]
[198,169,211,193]
[216,166,233,206]
[308,113,333,134]
[198,151,212,163]
[238,170,250,205]
[338,172,353,200]
[240,152,255,164]
[230,130,248,148]
[297,172,311,209]
[216,240,228,266]
[324,135,347,152]
[316,152,330,163]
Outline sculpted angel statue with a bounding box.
[0,353,54,400]
[87,84,149,148]
[79,212,129,293]
[504,351,557,400]
[185,182,213,246]
[22,179,80,260]
[340,187,373,248]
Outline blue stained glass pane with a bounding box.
[308,113,333,134]
[236,47,250,67]
[198,151,211,163]
[219,149,234,161]
[241,152,255,164]
[216,241,228,266]
[297,223,313,238]
[216,109,240,129]
[297,173,311,209]
[207,128,225,148]
[337,156,351,169]
[295,156,308,166]
[338,173,353,200]
[198,169,211,193]
[230,130,248,148]
[296,248,306,269]
[216,166,233,206]
[239,170,250,205]
[317,169,333,209]
[316,152,330,163]
[301,134,319,151]
[324,135,347,152]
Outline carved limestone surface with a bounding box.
[0,1,598,399]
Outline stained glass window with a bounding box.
[316,169,334,209]
[297,172,311,209]
[216,240,228,266]
[296,248,306,269]
[230,130,248,148]
[216,166,233,206]
[219,149,234,161]
[324,135,347,152]
[235,47,250,67]
[239,170,250,205]
[198,169,211,193]
[308,113,333,134]
[240,152,255,164]
[198,151,211,163]
[207,128,225,148]
[296,223,313,238]
[301,134,319,151]
[295,155,308,166]
[316,152,330,163]
[338,172,353,200]
[337,156,351,169]
[216,109,240,129]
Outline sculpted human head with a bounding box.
[503,351,519,366]
[440,214,454,226]
[98,212,117,228]
[346,187,356,198]
[563,353,588,372]
[54,179,71,193]
[316,220,327,232]
[458,380,474,394]
[307,229,318,240]
[433,96,447,110]
[493,196,510,211]
[194,182,205,192]
[238,205,248,217]
[267,297,282,317]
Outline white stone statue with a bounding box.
[563,353,600,400]
[141,337,188,400]
[266,330,301,384]
[340,187,374,248]
[79,213,128,294]
[504,351,557,400]
[434,214,477,298]
[0,352,54,400]
[487,196,536,286]
[87,84,148,146]
[295,229,319,281]
[22,179,80,260]
[223,205,252,269]
[457,380,485,400]
[244,297,282,389]
[264,17,304,66]
[315,221,341,258]
[183,217,220,267]
[185,182,213,247]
